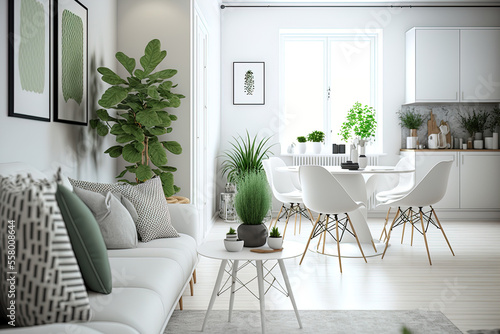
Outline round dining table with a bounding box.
[276,165,414,257]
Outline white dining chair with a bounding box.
[299,166,367,273]
[380,160,455,265]
[376,156,415,242]
[262,158,313,238]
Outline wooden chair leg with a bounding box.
[299,205,302,234]
[431,207,455,256]
[270,205,284,230]
[282,204,293,239]
[347,214,367,263]
[410,209,415,246]
[179,297,183,310]
[401,210,407,244]
[294,205,298,235]
[193,269,197,284]
[371,239,377,252]
[419,208,432,265]
[306,208,315,226]
[380,207,391,241]
[322,215,330,255]
[300,214,321,265]
[382,207,401,259]
[189,278,194,296]
[335,216,342,273]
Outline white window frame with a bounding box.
[279,29,383,154]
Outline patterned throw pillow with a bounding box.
[0,176,90,326]
[69,177,179,242]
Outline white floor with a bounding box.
[181,216,500,333]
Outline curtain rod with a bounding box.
[220,4,500,9]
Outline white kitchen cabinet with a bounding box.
[460,29,500,102]
[406,28,459,103]
[460,152,500,209]
[406,27,500,104]
[414,152,460,209]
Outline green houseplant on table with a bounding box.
[234,171,272,247]
[90,39,184,198]
[268,226,283,250]
[398,108,426,149]
[307,130,325,154]
[339,102,377,167]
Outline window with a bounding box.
[280,29,383,153]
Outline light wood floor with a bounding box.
[181,216,500,333]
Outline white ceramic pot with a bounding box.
[493,133,499,150]
[267,237,283,250]
[308,142,322,154]
[474,140,483,149]
[485,137,494,149]
[224,239,244,252]
[406,137,418,149]
[296,143,306,154]
[358,155,368,169]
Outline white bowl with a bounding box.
[224,239,244,252]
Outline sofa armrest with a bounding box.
[168,204,199,243]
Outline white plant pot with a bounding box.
[406,137,418,149]
[267,237,283,250]
[485,137,494,149]
[308,142,322,154]
[296,143,306,154]
[224,239,244,252]
[358,156,368,169]
[493,133,499,150]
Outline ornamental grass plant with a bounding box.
[234,171,272,225]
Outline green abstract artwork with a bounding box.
[61,9,84,104]
[19,0,45,94]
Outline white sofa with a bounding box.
[0,163,199,334]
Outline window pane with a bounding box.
[330,40,372,144]
[283,40,325,146]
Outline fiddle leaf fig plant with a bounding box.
[90,39,184,197]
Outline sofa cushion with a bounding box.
[69,177,179,242]
[55,184,112,294]
[88,288,165,334]
[73,187,138,249]
[108,257,185,315]
[0,176,91,326]
[108,234,197,279]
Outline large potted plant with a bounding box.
[90,39,184,198]
[220,131,274,185]
[398,109,426,149]
[234,171,272,247]
[307,130,325,154]
[457,110,489,141]
[339,102,377,165]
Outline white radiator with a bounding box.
[292,155,379,166]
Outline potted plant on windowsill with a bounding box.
[339,102,377,167]
[268,226,283,250]
[307,130,325,154]
[234,171,272,247]
[90,39,184,198]
[296,136,307,154]
[398,108,426,149]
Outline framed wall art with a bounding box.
[233,62,265,105]
[8,0,51,122]
[54,0,88,125]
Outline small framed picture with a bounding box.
[233,62,265,105]
[54,0,88,125]
[8,0,51,122]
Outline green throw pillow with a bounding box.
[56,184,112,294]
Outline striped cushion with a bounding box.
[0,175,90,326]
[69,177,179,242]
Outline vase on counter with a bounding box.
[407,129,418,149]
[493,132,499,150]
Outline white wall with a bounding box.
[0,0,117,182]
[195,0,222,221]
[219,6,500,174]
[117,0,192,198]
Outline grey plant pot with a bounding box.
[237,224,268,247]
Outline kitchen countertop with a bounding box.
[401,149,500,152]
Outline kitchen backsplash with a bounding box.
[399,104,499,148]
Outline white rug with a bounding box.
[165,310,461,334]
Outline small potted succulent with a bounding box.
[307,130,325,154]
[226,227,237,240]
[224,227,243,252]
[296,136,307,154]
[398,108,426,149]
[267,226,283,250]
